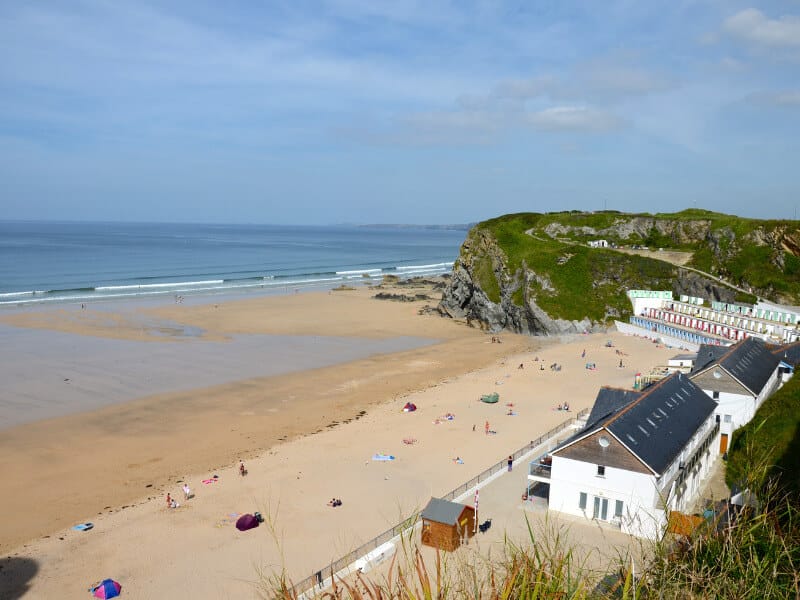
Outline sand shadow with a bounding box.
[0,556,39,600]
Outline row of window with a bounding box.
[578,492,624,521]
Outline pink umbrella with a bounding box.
[91,578,121,598]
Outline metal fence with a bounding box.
[292,408,589,597]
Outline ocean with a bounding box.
[0,221,466,307]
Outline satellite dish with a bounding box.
[713,369,722,379]
[598,435,610,448]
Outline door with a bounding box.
[593,497,609,520]
[720,433,729,454]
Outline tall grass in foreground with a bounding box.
[645,484,800,598]
[258,473,800,600]
[259,485,799,599]
[258,515,641,600]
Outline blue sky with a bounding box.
[1,1,799,225]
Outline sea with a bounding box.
[0,221,467,308]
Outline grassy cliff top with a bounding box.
[468,210,800,306]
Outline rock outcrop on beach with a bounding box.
[439,210,800,336]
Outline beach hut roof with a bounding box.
[420,497,468,526]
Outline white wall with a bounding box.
[697,366,780,435]
[548,414,719,540]
[547,456,665,539]
[755,367,781,410]
[713,391,754,436]
[630,297,668,315]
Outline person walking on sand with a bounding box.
[239,461,247,476]
[507,455,513,471]
[182,483,191,500]
[166,493,172,508]
[485,420,490,435]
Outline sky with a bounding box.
[1,1,799,225]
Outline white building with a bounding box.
[532,373,718,539]
[689,338,781,455]
[588,239,609,248]
[667,353,695,373]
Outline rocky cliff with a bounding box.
[438,210,798,336]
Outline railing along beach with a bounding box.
[291,408,589,598]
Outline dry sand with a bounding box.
[0,283,677,599]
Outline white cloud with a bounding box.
[752,90,800,106]
[581,65,671,96]
[528,106,621,132]
[719,56,747,72]
[723,8,800,47]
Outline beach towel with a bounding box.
[202,478,218,485]
[372,454,395,461]
[72,522,93,531]
[215,512,241,528]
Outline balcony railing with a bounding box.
[528,460,552,480]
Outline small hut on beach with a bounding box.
[420,497,475,551]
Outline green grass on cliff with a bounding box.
[726,372,800,498]
[472,216,676,322]
[475,210,800,306]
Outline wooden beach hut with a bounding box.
[420,497,475,551]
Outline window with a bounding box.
[712,391,720,399]
[724,414,732,423]
[597,465,606,477]
[579,492,587,510]
[615,500,624,518]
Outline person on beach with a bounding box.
[485,420,489,435]
[239,461,247,476]
[507,455,513,471]
[182,483,191,500]
[166,493,172,508]
[518,363,524,369]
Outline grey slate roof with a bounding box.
[719,338,780,395]
[553,373,716,475]
[772,341,800,366]
[585,387,641,429]
[690,344,728,374]
[420,497,468,525]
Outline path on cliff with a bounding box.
[523,228,757,299]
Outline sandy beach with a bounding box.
[0,282,677,598]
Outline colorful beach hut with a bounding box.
[420,497,475,551]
